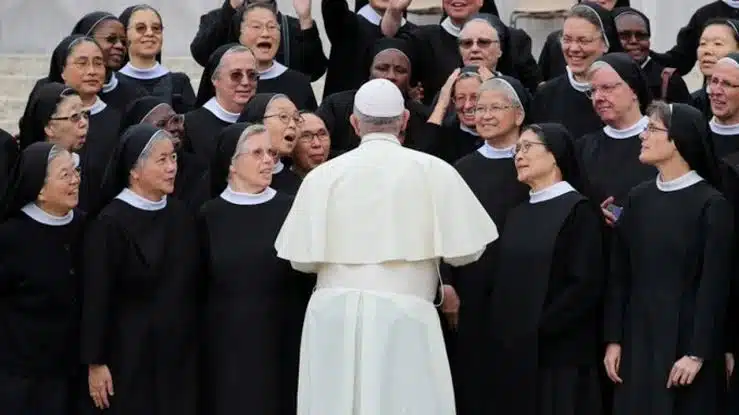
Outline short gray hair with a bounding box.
[646,100,672,130]
[478,78,522,109]
[586,60,613,80]
[136,129,174,167]
[352,106,403,134]
[212,45,255,82]
[232,124,269,160]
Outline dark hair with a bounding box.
[645,100,672,133]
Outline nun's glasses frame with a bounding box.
[708,77,739,91]
[458,37,499,49]
[560,35,598,48]
[584,82,624,99]
[514,141,547,154]
[50,110,90,124]
[644,123,668,134]
[475,104,515,114]
[264,112,304,125]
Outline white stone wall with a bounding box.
[0,0,715,57]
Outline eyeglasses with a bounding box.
[50,110,90,123]
[585,82,624,99]
[298,130,329,143]
[514,141,547,154]
[244,22,280,34]
[709,77,739,91]
[154,114,184,129]
[458,38,498,49]
[133,23,163,35]
[560,35,598,48]
[56,166,82,183]
[228,69,259,83]
[264,112,303,125]
[618,30,649,42]
[475,105,515,114]
[99,34,127,45]
[237,147,279,160]
[644,124,668,134]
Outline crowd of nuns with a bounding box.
[5,0,739,414]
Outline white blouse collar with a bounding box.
[361,132,401,145]
[259,61,289,80]
[604,115,649,139]
[203,97,240,123]
[460,123,479,136]
[118,62,170,80]
[723,0,739,9]
[102,72,119,93]
[656,170,704,192]
[566,66,591,93]
[87,96,107,115]
[441,17,461,37]
[21,203,74,226]
[357,4,406,26]
[220,185,277,205]
[115,188,167,211]
[477,141,515,159]
[709,117,739,135]
[529,181,576,204]
[272,159,285,174]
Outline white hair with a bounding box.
[232,124,269,160]
[351,106,403,135]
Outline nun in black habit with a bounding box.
[199,122,313,415]
[188,43,256,162]
[23,12,143,115]
[486,123,605,415]
[80,125,200,415]
[0,129,18,196]
[46,35,122,211]
[605,102,732,415]
[612,7,691,104]
[531,2,623,139]
[237,93,302,194]
[189,0,327,81]
[0,143,84,415]
[382,4,541,106]
[576,52,656,222]
[120,96,207,209]
[116,5,196,114]
[321,0,419,98]
[317,38,429,155]
[445,75,531,415]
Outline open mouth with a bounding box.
[256,41,272,52]
[284,133,296,143]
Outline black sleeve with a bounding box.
[688,197,734,359]
[173,73,197,114]
[322,0,357,49]
[665,71,692,104]
[508,28,541,93]
[537,31,564,83]
[287,19,328,81]
[650,11,703,75]
[190,2,238,67]
[80,215,123,365]
[539,202,606,336]
[604,196,632,344]
[0,225,17,295]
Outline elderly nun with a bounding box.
[80,124,200,414]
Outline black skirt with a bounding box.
[0,370,74,414]
[537,365,603,415]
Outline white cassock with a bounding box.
[275,132,498,415]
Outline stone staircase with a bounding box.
[0,54,326,135]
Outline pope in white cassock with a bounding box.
[274,78,498,415]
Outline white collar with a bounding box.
[115,188,167,211]
[203,97,240,123]
[71,152,80,167]
[87,96,107,115]
[272,159,285,174]
[723,0,739,9]
[21,203,74,226]
[460,123,479,136]
[529,181,576,204]
[102,72,119,93]
[640,56,652,69]
[656,170,704,192]
[357,4,406,26]
[361,132,401,145]
[604,116,649,139]
[710,117,739,135]
[477,141,515,159]
[220,184,277,205]
[259,61,288,80]
[118,62,170,80]
[441,17,461,37]
[566,66,590,93]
